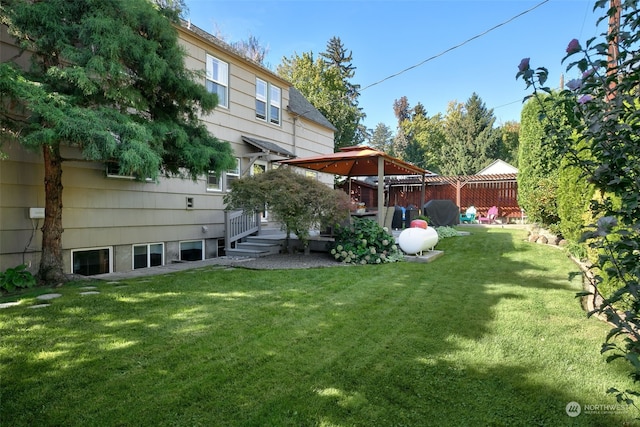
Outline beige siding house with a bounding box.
[0,21,336,275]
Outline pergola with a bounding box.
[278,146,430,226]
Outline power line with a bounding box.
[360,0,550,92]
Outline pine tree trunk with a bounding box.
[39,144,67,284]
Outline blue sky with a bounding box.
[184,0,603,133]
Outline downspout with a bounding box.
[291,112,298,156]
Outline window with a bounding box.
[270,85,281,125]
[133,243,164,269]
[225,157,240,190]
[106,162,135,180]
[255,78,280,125]
[256,79,267,120]
[251,161,266,176]
[105,161,153,182]
[72,247,112,276]
[180,240,204,261]
[208,157,241,192]
[206,171,221,192]
[206,54,228,108]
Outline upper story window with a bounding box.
[206,54,228,108]
[255,78,280,125]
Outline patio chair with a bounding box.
[478,206,499,224]
[459,206,476,223]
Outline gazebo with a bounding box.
[278,146,429,226]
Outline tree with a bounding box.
[391,96,411,156]
[278,38,366,151]
[320,37,357,96]
[497,121,520,167]
[440,93,501,176]
[390,97,445,171]
[230,35,269,64]
[401,113,446,172]
[516,94,565,227]
[518,0,640,403]
[0,0,235,283]
[224,167,350,254]
[368,123,394,153]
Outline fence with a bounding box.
[343,174,522,222]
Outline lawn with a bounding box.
[1,228,637,426]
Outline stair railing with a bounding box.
[224,209,261,252]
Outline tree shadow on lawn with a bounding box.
[0,228,633,425]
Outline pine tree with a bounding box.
[0,0,235,283]
[440,93,501,175]
[368,123,394,153]
[278,37,365,151]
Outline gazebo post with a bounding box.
[377,156,384,226]
[421,174,426,215]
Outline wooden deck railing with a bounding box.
[224,209,261,252]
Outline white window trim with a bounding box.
[206,170,222,192]
[225,157,241,192]
[270,85,281,125]
[255,78,280,126]
[206,54,229,109]
[132,242,165,270]
[71,246,113,276]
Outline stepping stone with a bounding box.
[80,291,100,296]
[0,301,21,309]
[36,293,62,301]
[79,286,97,290]
[29,303,51,309]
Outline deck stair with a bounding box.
[224,224,286,258]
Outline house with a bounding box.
[0,20,336,275]
[476,159,518,175]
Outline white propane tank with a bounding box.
[398,227,439,254]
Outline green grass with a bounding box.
[1,228,638,426]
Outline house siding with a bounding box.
[0,21,335,274]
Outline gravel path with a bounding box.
[219,252,350,270]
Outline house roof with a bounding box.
[287,87,337,132]
[242,136,295,158]
[178,21,336,134]
[476,159,518,175]
[178,20,290,86]
[279,145,430,177]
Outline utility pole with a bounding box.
[607,0,621,99]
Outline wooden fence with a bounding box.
[341,174,523,223]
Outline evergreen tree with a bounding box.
[517,93,565,226]
[440,93,501,175]
[401,113,446,173]
[368,123,394,153]
[320,37,357,95]
[0,0,235,283]
[279,37,365,151]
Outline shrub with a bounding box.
[0,264,37,293]
[224,167,350,253]
[435,226,459,239]
[330,218,403,264]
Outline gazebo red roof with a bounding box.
[278,146,430,177]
